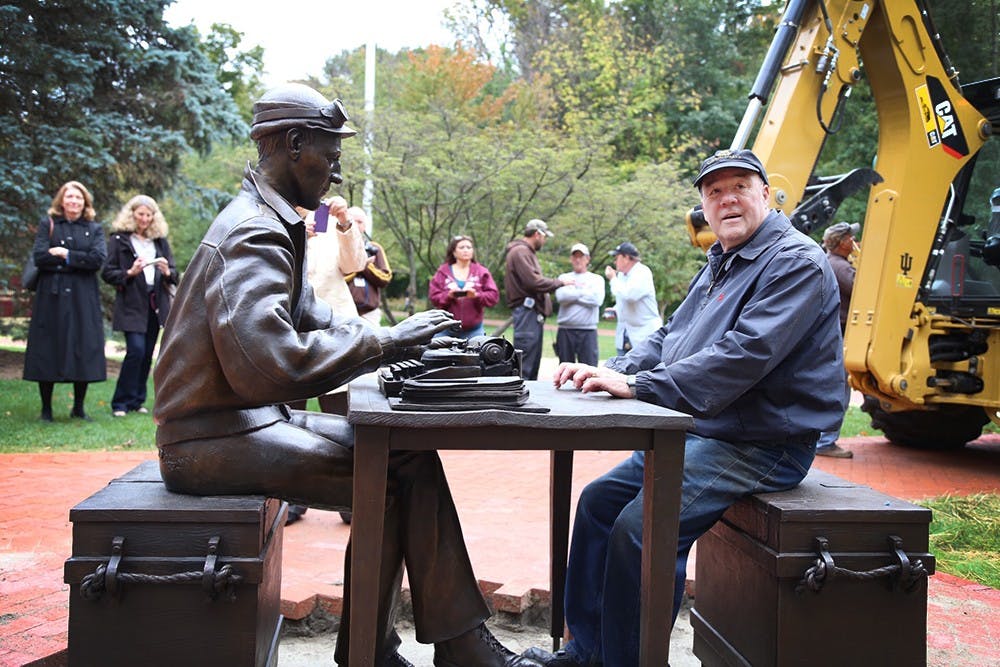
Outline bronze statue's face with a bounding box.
[290,131,343,211]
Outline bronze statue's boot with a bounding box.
[381,651,415,667]
[434,623,544,667]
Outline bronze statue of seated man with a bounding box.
[153,83,541,667]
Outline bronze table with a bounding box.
[347,378,692,666]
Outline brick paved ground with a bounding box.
[1,436,998,666]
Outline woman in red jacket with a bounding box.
[428,235,499,339]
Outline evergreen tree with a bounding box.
[0,0,245,265]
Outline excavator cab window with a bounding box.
[923,140,1000,316]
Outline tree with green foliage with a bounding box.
[0,0,245,273]
[197,22,266,120]
[310,42,704,315]
[531,5,699,162]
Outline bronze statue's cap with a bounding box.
[250,83,358,140]
[693,148,768,188]
[525,219,554,237]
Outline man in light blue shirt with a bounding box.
[554,243,605,366]
[604,242,662,355]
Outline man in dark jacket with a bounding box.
[526,149,846,667]
[504,219,572,379]
[154,83,540,667]
[813,220,860,458]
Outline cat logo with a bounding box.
[915,84,939,147]
[915,76,970,159]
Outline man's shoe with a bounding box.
[816,443,853,458]
[521,647,587,667]
[434,623,544,667]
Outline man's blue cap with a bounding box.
[609,242,639,258]
[693,149,769,188]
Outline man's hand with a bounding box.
[604,266,616,281]
[553,362,634,398]
[326,196,353,232]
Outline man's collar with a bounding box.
[245,163,304,225]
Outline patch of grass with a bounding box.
[539,323,619,364]
[918,494,1000,589]
[839,405,878,438]
[0,374,156,453]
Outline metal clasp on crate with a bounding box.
[79,535,243,601]
[795,535,929,595]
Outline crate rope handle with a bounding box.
[80,536,243,601]
[795,535,929,595]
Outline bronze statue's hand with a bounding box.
[380,309,460,360]
[426,336,463,349]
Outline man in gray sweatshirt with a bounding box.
[554,243,606,365]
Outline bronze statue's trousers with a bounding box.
[158,410,492,662]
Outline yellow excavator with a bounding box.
[686,0,1000,448]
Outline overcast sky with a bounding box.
[164,0,460,85]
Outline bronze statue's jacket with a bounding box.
[154,168,386,446]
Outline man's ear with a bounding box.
[284,128,304,160]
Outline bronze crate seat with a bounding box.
[692,468,935,667]
[64,461,285,667]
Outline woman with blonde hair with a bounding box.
[23,181,107,421]
[101,194,178,416]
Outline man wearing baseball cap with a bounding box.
[814,220,861,458]
[155,83,541,667]
[526,148,845,667]
[604,241,662,356]
[504,219,574,379]
[554,243,606,365]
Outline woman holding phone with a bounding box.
[429,234,499,338]
[101,194,178,416]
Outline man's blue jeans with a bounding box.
[561,434,815,667]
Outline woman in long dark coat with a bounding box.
[23,181,107,421]
[101,195,177,416]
